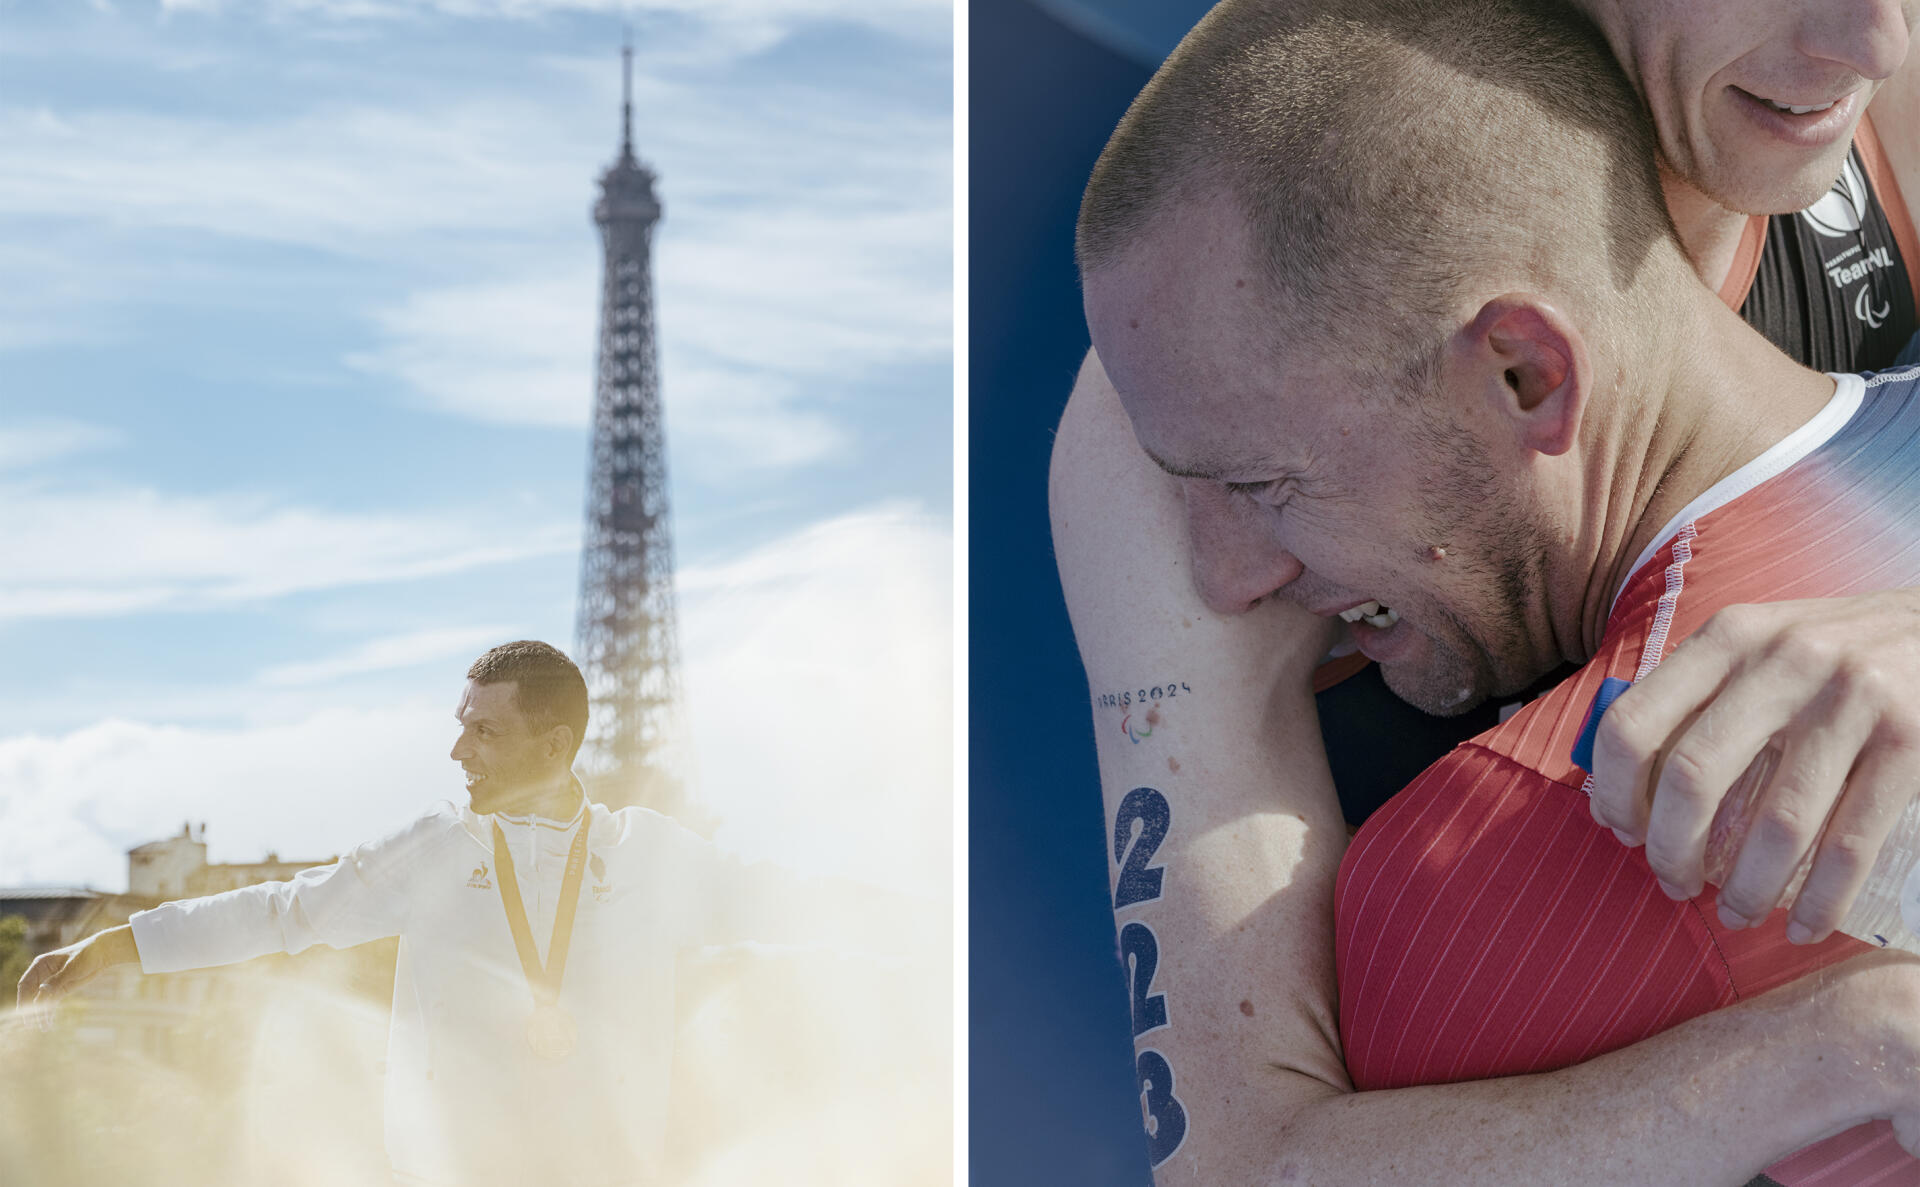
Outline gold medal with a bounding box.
[525,1002,578,1061]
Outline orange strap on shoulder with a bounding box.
[1718,214,1770,310]
[1854,113,1920,312]
[1313,650,1372,694]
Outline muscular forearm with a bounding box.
[1242,952,1918,1187]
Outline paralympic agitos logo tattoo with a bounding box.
[1102,681,1190,744]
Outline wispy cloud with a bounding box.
[256,625,514,686]
[149,0,948,43]
[0,482,576,620]
[665,366,851,473]
[0,101,588,252]
[0,420,119,471]
[333,102,947,464]
[345,267,859,473]
[345,271,598,428]
[663,205,951,377]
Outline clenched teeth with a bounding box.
[1339,601,1401,628]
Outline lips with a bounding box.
[1729,85,1859,149]
[1348,612,1410,661]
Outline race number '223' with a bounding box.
[1113,786,1187,1167]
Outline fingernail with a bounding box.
[1613,828,1641,848]
[1786,921,1813,944]
[1718,904,1749,929]
[1657,879,1687,900]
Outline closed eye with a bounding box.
[1223,478,1291,505]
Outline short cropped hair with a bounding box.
[1078,0,1680,374]
[468,641,590,763]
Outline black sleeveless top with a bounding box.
[1325,133,1919,827]
[1740,142,1917,373]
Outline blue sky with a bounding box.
[0,0,952,897]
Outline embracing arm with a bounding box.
[1577,55,1920,944]
[1053,350,1920,1185]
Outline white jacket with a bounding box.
[130,797,783,1186]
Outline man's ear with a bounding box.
[545,724,575,763]
[1457,294,1588,457]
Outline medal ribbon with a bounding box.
[492,812,591,1008]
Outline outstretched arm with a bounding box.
[1053,349,1920,1184]
[24,811,439,998]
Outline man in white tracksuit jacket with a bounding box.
[19,639,797,1186]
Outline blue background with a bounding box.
[968,0,1181,1181]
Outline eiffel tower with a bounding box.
[573,39,685,816]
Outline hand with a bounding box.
[16,925,137,1007]
[1587,590,1920,943]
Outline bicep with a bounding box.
[1051,349,1356,1181]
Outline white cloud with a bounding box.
[0,19,948,256]
[0,421,119,471]
[665,365,850,474]
[661,204,951,378]
[0,482,576,620]
[256,625,514,686]
[0,101,589,252]
[345,271,599,429]
[0,702,457,890]
[333,103,947,468]
[0,504,950,898]
[677,502,950,897]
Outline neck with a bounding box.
[485,772,583,822]
[1556,292,1836,661]
[1660,165,1758,296]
